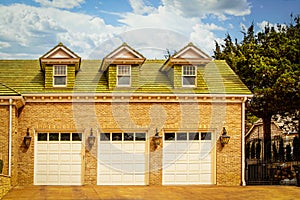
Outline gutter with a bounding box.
[8,98,12,176]
[241,96,247,186]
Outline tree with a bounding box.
[214,15,300,161]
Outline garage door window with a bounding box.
[37,132,82,141]
[164,132,211,141]
[100,132,146,141]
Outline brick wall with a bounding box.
[0,106,9,176]
[0,175,11,199]
[16,99,242,186]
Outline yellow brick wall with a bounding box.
[0,175,11,199]
[0,106,9,176]
[16,100,242,186]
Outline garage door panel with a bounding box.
[111,154,122,161]
[72,154,81,162]
[49,144,59,151]
[100,143,111,152]
[36,153,48,161]
[123,143,134,151]
[72,143,82,150]
[123,154,134,161]
[60,143,71,150]
[189,143,201,151]
[189,163,200,171]
[37,143,48,151]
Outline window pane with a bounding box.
[100,133,110,141]
[49,133,59,141]
[72,133,82,141]
[183,76,195,86]
[164,133,175,141]
[112,133,122,141]
[135,133,146,141]
[183,66,196,75]
[124,133,134,141]
[177,132,187,140]
[118,65,130,75]
[118,76,130,86]
[189,132,199,140]
[38,133,47,141]
[61,133,70,141]
[201,132,212,140]
[54,66,66,75]
[54,76,66,85]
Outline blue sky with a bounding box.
[0,0,299,59]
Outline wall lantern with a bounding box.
[88,128,96,146]
[220,127,230,146]
[24,128,32,148]
[153,128,162,147]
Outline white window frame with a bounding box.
[117,65,131,87]
[53,65,67,87]
[182,65,197,87]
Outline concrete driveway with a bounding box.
[2,185,300,200]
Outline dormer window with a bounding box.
[53,65,67,87]
[182,65,196,87]
[117,65,131,87]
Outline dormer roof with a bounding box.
[100,42,146,72]
[39,42,81,71]
[161,42,212,71]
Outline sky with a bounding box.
[0,0,299,59]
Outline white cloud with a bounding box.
[190,23,223,55]
[0,1,251,59]
[34,0,85,9]
[128,0,156,15]
[0,41,11,49]
[161,0,251,18]
[257,21,287,33]
[0,4,124,59]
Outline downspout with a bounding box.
[241,96,247,186]
[8,98,12,176]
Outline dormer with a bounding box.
[39,42,81,88]
[161,43,211,88]
[100,43,145,89]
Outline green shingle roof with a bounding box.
[0,59,251,95]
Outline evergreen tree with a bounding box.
[214,15,300,161]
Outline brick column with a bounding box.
[149,136,163,185]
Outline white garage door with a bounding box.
[163,132,214,185]
[98,132,147,185]
[35,132,82,185]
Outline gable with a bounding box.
[44,48,76,59]
[173,46,210,59]
[39,43,81,72]
[100,43,145,72]
[106,45,144,59]
[161,43,211,71]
